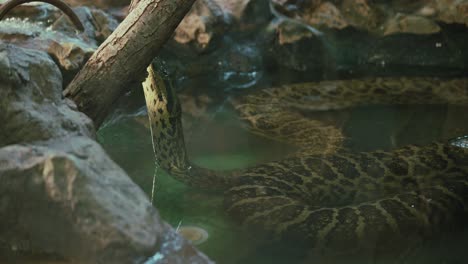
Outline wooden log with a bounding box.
[63,0,196,127]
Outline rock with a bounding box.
[340,0,380,31]
[216,41,263,90]
[0,1,58,23]
[382,13,440,36]
[211,0,251,19]
[0,17,95,85]
[270,0,468,37]
[434,0,468,26]
[275,22,314,45]
[0,3,118,85]
[0,43,213,264]
[264,0,468,73]
[145,226,215,264]
[0,43,94,146]
[172,0,254,52]
[172,0,228,52]
[52,6,119,44]
[63,0,131,9]
[173,0,216,50]
[0,138,160,263]
[303,2,348,29]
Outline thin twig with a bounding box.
[0,0,84,31]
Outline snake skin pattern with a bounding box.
[143,63,468,252]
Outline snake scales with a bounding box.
[3,0,465,257]
[143,63,468,253]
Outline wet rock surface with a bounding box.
[172,0,229,52]
[171,0,265,52]
[0,43,213,263]
[0,2,118,85]
[0,44,94,146]
[270,0,468,36]
[157,0,468,86]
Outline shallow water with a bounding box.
[98,79,468,264]
[94,13,468,263]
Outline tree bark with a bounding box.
[63,0,196,127]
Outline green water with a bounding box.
[98,84,468,263]
[94,21,468,263]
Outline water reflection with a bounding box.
[217,42,263,90]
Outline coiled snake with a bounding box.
[5,0,467,257]
[142,63,468,253]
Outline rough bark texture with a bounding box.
[63,0,196,126]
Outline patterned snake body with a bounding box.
[4,0,466,255]
[143,64,468,252]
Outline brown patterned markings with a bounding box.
[378,199,422,234]
[397,145,417,157]
[315,189,346,206]
[412,163,432,175]
[372,151,393,161]
[225,186,284,205]
[423,183,468,225]
[282,170,306,186]
[323,207,360,251]
[445,167,468,181]
[228,196,294,224]
[299,209,336,245]
[259,204,306,229]
[255,116,281,130]
[280,122,305,136]
[445,148,467,166]
[339,178,354,187]
[435,183,467,212]
[400,177,420,189]
[356,176,377,187]
[145,68,468,252]
[327,155,361,179]
[384,156,409,176]
[305,176,325,187]
[303,157,339,181]
[396,193,430,222]
[381,177,399,190]
[356,153,386,178]
[277,160,311,181]
[357,204,397,245]
[327,184,350,204]
[417,147,448,170]
[238,174,296,193]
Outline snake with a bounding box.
[143,62,468,253]
[3,0,467,256]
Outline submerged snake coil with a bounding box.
[143,64,468,253]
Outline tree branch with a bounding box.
[0,0,84,31]
[63,0,196,126]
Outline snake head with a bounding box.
[0,0,84,32]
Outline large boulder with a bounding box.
[262,0,468,75]
[0,43,94,146]
[270,0,468,36]
[171,0,260,52]
[0,43,213,263]
[0,2,118,85]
